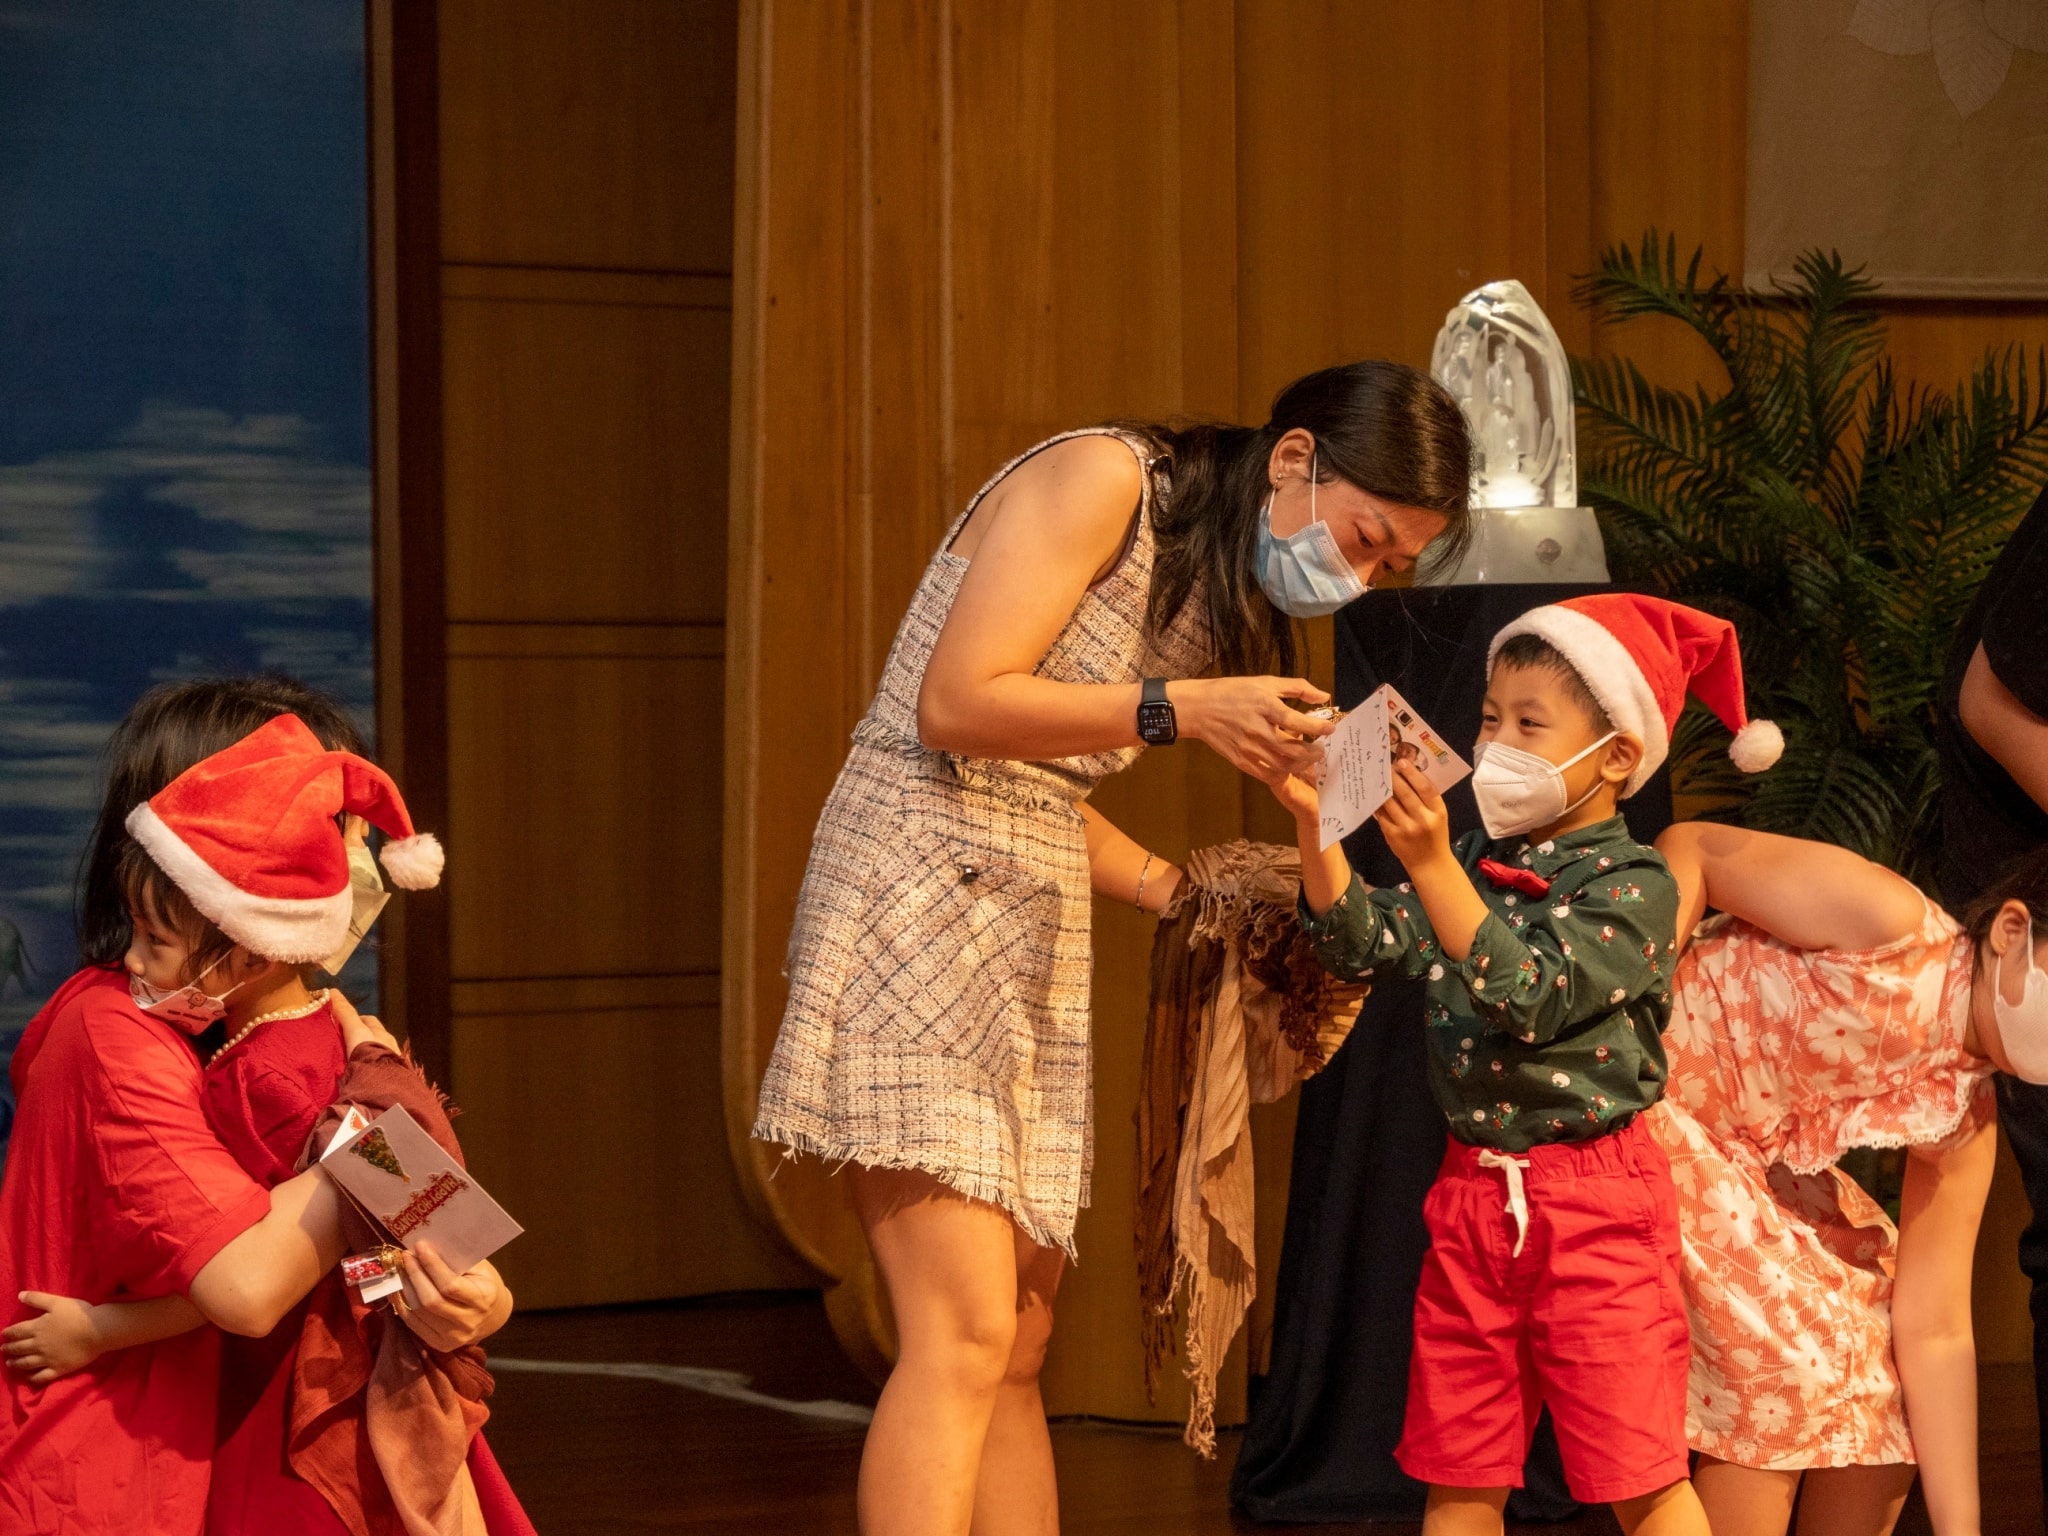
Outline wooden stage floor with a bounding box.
[481,1291,2044,1534]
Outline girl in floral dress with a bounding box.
[1648,823,2048,1536]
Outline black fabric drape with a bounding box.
[1231,583,1673,1523]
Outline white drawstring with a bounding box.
[1478,1150,1533,1257]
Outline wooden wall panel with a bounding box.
[723,0,868,1308]
[452,982,764,1309]
[370,0,455,1082]
[728,0,1273,1422]
[438,0,739,273]
[416,0,810,1307]
[447,648,724,980]
[1584,0,1749,389]
[442,279,732,625]
[1235,1,1553,391]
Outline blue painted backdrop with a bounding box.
[0,0,374,1151]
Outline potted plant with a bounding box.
[1572,233,2048,884]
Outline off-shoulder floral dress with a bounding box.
[1644,901,1997,1470]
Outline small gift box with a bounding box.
[340,1245,407,1304]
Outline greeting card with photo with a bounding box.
[1317,684,1470,849]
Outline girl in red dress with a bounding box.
[2,687,531,1536]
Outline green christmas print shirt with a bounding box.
[1299,815,1681,1151]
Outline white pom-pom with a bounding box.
[1728,719,1784,774]
[378,832,445,890]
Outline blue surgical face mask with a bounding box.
[1255,451,1370,618]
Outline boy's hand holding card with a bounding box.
[1316,685,1469,849]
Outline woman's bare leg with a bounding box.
[969,1229,1066,1536]
[1791,1465,1915,1536]
[1693,1455,1801,1536]
[852,1166,1024,1536]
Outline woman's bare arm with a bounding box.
[1652,823,1926,953]
[1079,802,1183,913]
[1894,1118,1997,1536]
[916,437,1330,777]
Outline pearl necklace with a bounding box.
[212,989,332,1063]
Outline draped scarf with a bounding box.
[1135,840,1367,1455]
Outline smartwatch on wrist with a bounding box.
[1137,677,1177,746]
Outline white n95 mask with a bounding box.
[321,837,392,975]
[1991,920,2048,1084]
[1469,733,1617,840]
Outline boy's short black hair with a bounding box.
[1492,633,1613,733]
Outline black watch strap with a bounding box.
[1138,676,1177,746]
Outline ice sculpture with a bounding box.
[1421,279,1609,585]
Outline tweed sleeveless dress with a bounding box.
[752,428,1213,1257]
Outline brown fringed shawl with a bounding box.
[1135,840,1367,1456]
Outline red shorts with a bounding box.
[1396,1116,1691,1505]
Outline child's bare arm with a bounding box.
[2,1292,204,1386]
[1893,1119,1997,1536]
[1654,823,1925,952]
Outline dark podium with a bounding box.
[1231,582,1673,1524]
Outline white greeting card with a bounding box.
[1317,685,1470,849]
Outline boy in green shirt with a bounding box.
[1273,594,1783,1536]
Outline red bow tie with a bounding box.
[1477,858,1552,898]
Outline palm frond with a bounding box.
[1575,236,2048,875]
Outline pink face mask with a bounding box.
[129,954,244,1035]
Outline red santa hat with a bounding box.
[1487,593,1782,798]
[124,712,444,963]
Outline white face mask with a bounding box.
[320,836,391,975]
[1991,921,2048,1084]
[1469,733,1618,840]
[130,952,247,1036]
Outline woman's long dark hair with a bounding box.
[76,675,367,968]
[1122,360,1473,677]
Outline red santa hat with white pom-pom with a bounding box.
[125,712,444,964]
[1488,592,1782,799]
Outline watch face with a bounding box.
[1138,701,1176,744]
